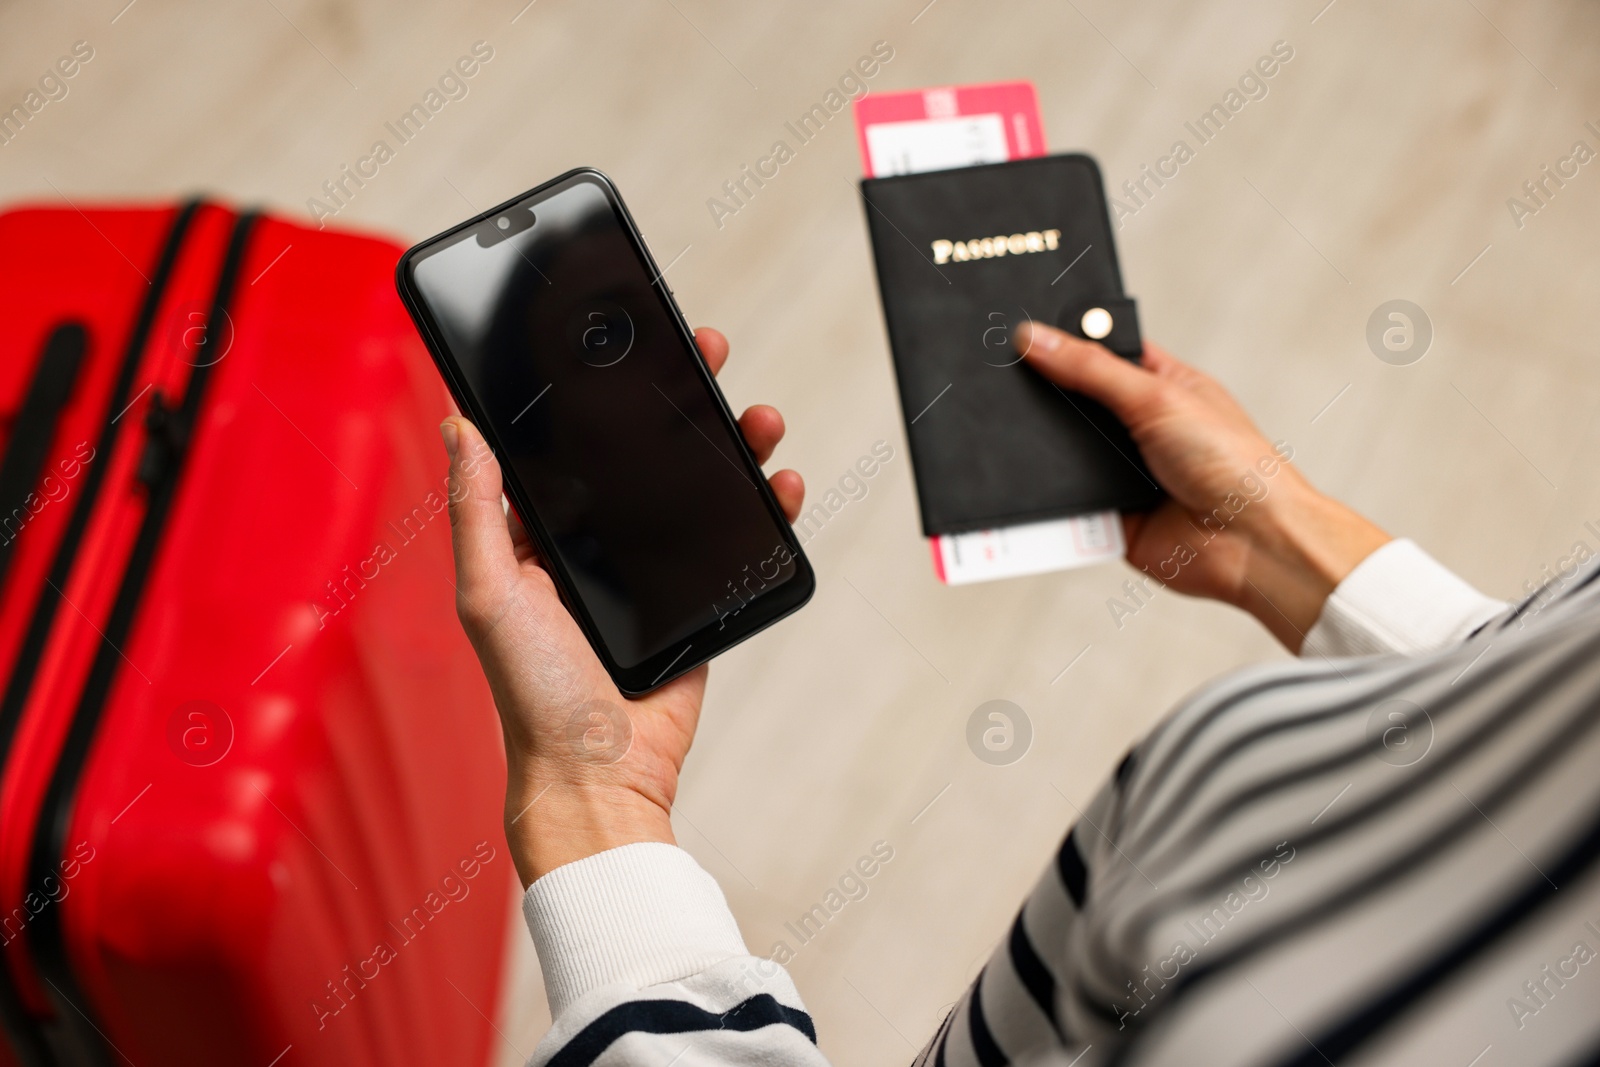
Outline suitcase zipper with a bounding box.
[24,209,258,1067]
[134,391,180,488]
[0,201,203,1067]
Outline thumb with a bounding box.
[1014,321,1161,424]
[442,416,518,605]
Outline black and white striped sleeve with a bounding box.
[523,842,826,1067]
[910,765,1126,1067]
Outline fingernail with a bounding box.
[439,419,460,459]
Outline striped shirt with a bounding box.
[520,539,1600,1067]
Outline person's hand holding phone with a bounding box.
[1014,321,1390,650]
[443,327,804,888]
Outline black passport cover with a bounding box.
[860,153,1162,537]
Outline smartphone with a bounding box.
[395,168,814,695]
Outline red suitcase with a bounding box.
[0,201,513,1066]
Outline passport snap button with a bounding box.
[1081,307,1113,340]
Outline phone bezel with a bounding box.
[395,167,814,696]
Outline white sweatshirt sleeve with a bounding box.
[522,842,829,1067]
[1299,538,1506,658]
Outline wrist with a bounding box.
[504,772,676,887]
[1235,483,1390,651]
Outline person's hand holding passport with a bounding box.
[854,81,1382,633]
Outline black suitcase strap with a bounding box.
[0,324,89,594]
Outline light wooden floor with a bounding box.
[6,1,1600,1063]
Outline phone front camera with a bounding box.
[497,217,511,230]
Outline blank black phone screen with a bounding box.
[407,174,799,671]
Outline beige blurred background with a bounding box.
[5,0,1599,1063]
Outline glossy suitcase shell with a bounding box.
[0,201,511,1066]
